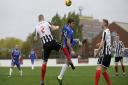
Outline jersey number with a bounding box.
[41,26,45,33]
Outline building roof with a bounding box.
[115,22,128,32]
[79,16,93,20]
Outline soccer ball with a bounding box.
[65,0,72,6]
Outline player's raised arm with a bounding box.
[28,54,30,59]
[67,38,73,50]
[11,50,14,61]
[34,51,37,59]
[48,22,59,30]
[67,37,75,55]
[34,29,38,41]
[120,41,125,51]
[60,28,65,44]
[94,40,104,57]
[19,53,21,60]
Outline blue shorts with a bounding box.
[31,59,35,64]
[11,60,21,69]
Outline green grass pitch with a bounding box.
[0,66,128,85]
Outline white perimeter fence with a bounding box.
[0,57,128,67]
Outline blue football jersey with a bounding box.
[62,24,77,47]
[29,51,36,59]
[11,48,21,63]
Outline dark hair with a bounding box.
[67,18,75,24]
[38,14,44,21]
[103,19,109,26]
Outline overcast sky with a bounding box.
[0,0,128,41]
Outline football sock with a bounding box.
[20,69,23,76]
[95,70,101,85]
[121,65,125,73]
[62,48,71,61]
[122,65,125,73]
[103,71,111,85]
[9,68,13,76]
[115,65,118,73]
[58,64,68,79]
[32,64,34,70]
[41,63,47,81]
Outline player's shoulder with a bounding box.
[119,40,123,43]
[104,28,110,32]
[12,48,16,51]
[62,24,69,32]
[63,24,68,29]
[35,23,40,29]
[63,24,68,28]
[31,51,35,53]
[36,21,48,26]
[113,41,116,43]
[11,48,17,53]
[42,21,51,25]
[43,21,48,23]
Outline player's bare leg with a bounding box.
[17,64,23,77]
[115,62,119,76]
[120,59,125,76]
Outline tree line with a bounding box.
[0,12,82,59]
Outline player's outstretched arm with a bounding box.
[60,32,64,44]
[94,40,104,57]
[34,29,38,41]
[11,50,14,61]
[50,25,59,30]
[121,41,125,52]
[67,38,75,55]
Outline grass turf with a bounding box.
[0,66,128,85]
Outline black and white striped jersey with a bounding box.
[101,28,111,55]
[35,21,53,44]
[113,40,125,57]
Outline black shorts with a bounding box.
[43,40,61,62]
[97,54,112,68]
[115,57,123,62]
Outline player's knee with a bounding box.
[96,66,101,70]
[43,60,48,64]
[66,61,70,66]
[11,65,14,68]
[115,62,118,66]
[120,61,123,65]
[121,63,124,66]
[102,66,107,71]
[17,66,21,70]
